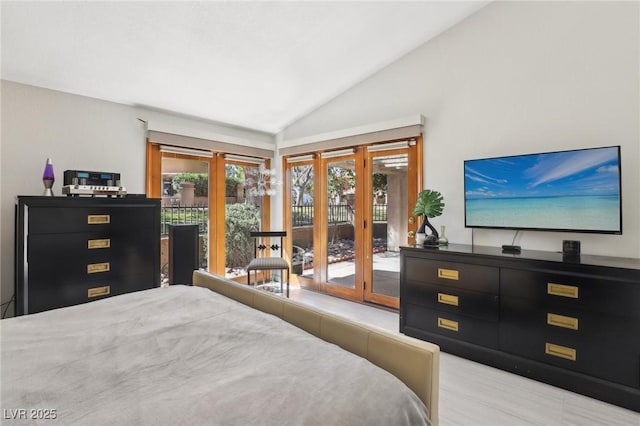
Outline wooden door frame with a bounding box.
[362,136,422,308]
[146,141,220,273]
[282,156,319,290]
[318,148,364,302]
[221,157,272,282]
[282,135,423,307]
[146,141,271,278]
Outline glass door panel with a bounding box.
[160,155,209,284]
[224,161,263,280]
[324,156,357,294]
[365,151,409,307]
[290,162,315,282]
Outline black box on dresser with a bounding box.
[400,244,640,412]
[15,196,161,315]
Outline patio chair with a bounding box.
[246,231,290,297]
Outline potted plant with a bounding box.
[413,189,444,247]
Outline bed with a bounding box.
[1,271,439,425]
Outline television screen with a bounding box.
[464,146,622,234]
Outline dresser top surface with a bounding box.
[401,243,640,272]
[16,195,159,206]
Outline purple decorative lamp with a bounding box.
[42,158,55,196]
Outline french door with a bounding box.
[146,142,271,281]
[363,144,417,308]
[286,138,421,309]
[320,149,362,300]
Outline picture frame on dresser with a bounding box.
[399,244,640,413]
[15,195,161,315]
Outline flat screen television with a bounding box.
[464,146,622,234]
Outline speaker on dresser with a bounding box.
[562,240,581,262]
[168,224,199,285]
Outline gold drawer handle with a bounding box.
[88,214,110,225]
[437,317,459,332]
[438,268,459,281]
[547,313,579,330]
[545,342,576,361]
[88,285,110,298]
[87,262,110,274]
[547,283,579,299]
[88,239,111,249]
[438,293,459,306]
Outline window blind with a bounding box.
[279,119,422,157]
[149,130,274,158]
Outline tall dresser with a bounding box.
[15,196,161,315]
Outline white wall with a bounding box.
[280,1,640,258]
[0,81,274,316]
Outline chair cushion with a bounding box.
[247,257,289,271]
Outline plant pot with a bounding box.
[419,215,440,247]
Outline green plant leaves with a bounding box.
[225,203,260,268]
[412,189,444,218]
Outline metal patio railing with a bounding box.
[161,206,208,236]
[291,204,387,227]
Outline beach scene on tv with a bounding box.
[464,146,621,233]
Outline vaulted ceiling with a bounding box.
[1,1,488,134]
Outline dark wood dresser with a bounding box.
[15,196,161,315]
[400,244,640,412]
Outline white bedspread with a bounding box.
[1,286,429,425]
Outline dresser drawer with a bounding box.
[500,297,640,387]
[28,249,156,283]
[404,281,499,322]
[26,273,157,314]
[501,268,640,318]
[405,303,498,349]
[404,257,498,293]
[27,205,157,235]
[28,232,152,262]
[29,232,114,260]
